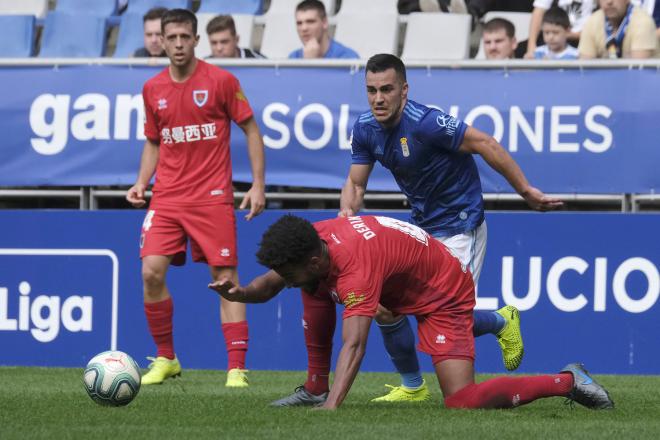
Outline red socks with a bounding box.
[222,321,249,370]
[444,374,574,409]
[144,297,175,360]
[301,291,336,396]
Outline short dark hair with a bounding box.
[256,215,321,269]
[366,53,407,82]
[483,18,515,38]
[542,7,571,29]
[296,0,326,19]
[161,8,197,35]
[206,14,236,36]
[143,7,167,23]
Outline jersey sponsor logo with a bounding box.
[210,189,224,196]
[157,98,167,110]
[193,90,208,107]
[436,113,458,137]
[160,123,217,144]
[343,292,365,309]
[400,137,410,157]
[347,216,376,240]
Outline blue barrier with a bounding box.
[1,65,659,193]
[0,210,658,374]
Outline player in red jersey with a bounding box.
[126,9,265,387]
[209,214,614,410]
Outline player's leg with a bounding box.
[186,203,249,387]
[271,290,335,406]
[437,222,524,370]
[210,265,250,387]
[140,208,186,385]
[371,306,429,403]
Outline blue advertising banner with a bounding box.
[0,210,658,375]
[0,65,659,193]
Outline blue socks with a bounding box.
[473,310,506,337]
[378,316,423,389]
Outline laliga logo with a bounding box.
[0,281,93,342]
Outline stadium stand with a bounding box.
[113,12,145,57]
[334,13,399,58]
[125,0,192,15]
[259,13,301,58]
[55,0,118,17]
[0,15,36,57]
[401,12,471,60]
[196,13,256,59]
[475,11,532,59]
[337,0,397,14]
[265,0,337,16]
[0,0,49,19]
[39,12,108,57]
[197,0,263,15]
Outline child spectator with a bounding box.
[534,7,579,59]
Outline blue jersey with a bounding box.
[350,100,484,237]
[289,39,359,59]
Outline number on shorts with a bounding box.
[142,210,156,231]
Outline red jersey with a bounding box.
[309,216,475,319]
[142,59,253,205]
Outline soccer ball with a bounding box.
[83,350,141,406]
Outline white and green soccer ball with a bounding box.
[83,350,141,406]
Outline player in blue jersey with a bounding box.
[271,54,563,407]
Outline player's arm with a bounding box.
[320,315,372,409]
[339,164,373,217]
[126,138,159,208]
[237,116,266,220]
[458,126,563,211]
[208,269,285,303]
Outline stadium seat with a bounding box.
[197,0,263,15]
[475,11,532,59]
[114,12,144,57]
[196,13,255,59]
[265,0,337,16]
[125,0,192,15]
[334,13,398,58]
[401,13,471,60]
[259,13,300,58]
[56,0,118,17]
[39,12,108,57]
[0,15,36,57]
[337,0,397,14]
[0,0,48,19]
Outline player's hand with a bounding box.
[240,184,266,220]
[313,403,337,411]
[303,37,322,58]
[208,279,243,301]
[126,183,147,208]
[337,207,355,217]
[521,187,564,211]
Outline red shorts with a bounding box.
[415,302,475,363]
[139,203,237,267]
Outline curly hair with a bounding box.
[256,215,321,269]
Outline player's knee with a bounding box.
[374,305,400,325]
[142,265,166,292]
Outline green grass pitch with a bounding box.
[1,367,659,439]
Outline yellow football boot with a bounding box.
[225,368,249,388]
[370,380,430,402]
[141,356,181,385]
[495,305,524,371]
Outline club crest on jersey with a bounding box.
[400,137,410,157]
[193,90,208,107]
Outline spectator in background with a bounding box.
[534,7,579,59]
[289,0,359,59]
[579,0,658,59]
[525,1,596,59]
[632,0,660,37]
[482,18,517,59]
[133,7,167,57]
[207,15,264,58]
